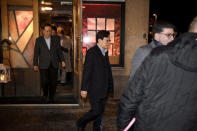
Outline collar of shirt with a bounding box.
[97,44,107,56]
[153,40,162,46]
[44,36,51,49]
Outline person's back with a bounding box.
[137,33,197,131]
[118,32,197,131]
[118,16,197,131]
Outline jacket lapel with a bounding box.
[42,36,50,51]
[95,45,106,63]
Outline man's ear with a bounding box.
[154,33,159,41]
[98,39,102,43]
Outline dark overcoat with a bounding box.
[81,45,114,100]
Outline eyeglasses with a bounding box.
[103,39,111,43]
[106,40,111,42]
[160,33,176,38]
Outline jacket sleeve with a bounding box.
[33,38,40,66]
[129,47,150,80]
[118,57,150,130]
[81,50,94,91]
[108,58,114,94]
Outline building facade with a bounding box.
[0,0,149,104]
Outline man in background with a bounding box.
[58,30,72,85]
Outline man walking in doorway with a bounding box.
[33,24,66,104]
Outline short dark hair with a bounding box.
[60,30,65,35]
[51,26,57,31]
[96,30,110,43]
[43,23,52,30]
[152,20,176,37]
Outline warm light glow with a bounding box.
[44,2,52,5]
[0,74,5,81]
[83,36,90,43]
[0,64,11,83]
[41,7,53,11]
[153,13,157,16]
[41,1,44,4]
[8,36,12,41]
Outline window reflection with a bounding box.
[97,18,105,30]
[87,18,96,30]
[106,18,115,31]
[8,9,33,68]
[82,3,124,65]
[87,31,96,43]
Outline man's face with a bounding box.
[155,28,176,45]
[98,36,110,49]
[51,30,56,36]
[43,26,52,38]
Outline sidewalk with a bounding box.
[0,99,119,131]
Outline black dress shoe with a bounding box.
[48,98,55,104]
[41,96,47,104]
[93,127,101,131]
[76,121,85,131]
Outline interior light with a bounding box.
[41,7,53,11]
[83,36,89,43]
[41,1,44,4]
[44,2,52,5]
[61,1,72,5]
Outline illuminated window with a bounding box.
[8,7,34,68]
[82,2,125,66]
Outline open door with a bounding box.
[73,0,82,104]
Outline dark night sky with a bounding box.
[150,0,197,33]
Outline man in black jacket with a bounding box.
[118,17,197,131]
[76,30,114,131]
[33,24,66,104]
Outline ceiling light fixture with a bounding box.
[41,0,44,4]
[61,1,72,6]
[41,7,53,11]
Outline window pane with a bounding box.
[87,31,96,43]
[108,44,113,56]
[87,18,96,30]
[8,9,34,68]
[15,11,33,35]
[110,31,114,43]
[82,3,124,66]
[8,11,19,42]
[97,18,105,30]
[106,18,115,30]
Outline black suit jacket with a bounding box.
[33,36,64,69]
[81,45,114,100]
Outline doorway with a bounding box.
[0,0,82,105]
[39,0,75,104]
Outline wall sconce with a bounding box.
[0,64,11,83]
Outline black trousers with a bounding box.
[78,98,107,130]
[39,65,58,100]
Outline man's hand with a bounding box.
[108,93,113,98]
[81,91,87,99]
[34,66,39,72]
[62,61,66,68]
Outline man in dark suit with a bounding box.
[33,24,66,104]
[76,30,114,131]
